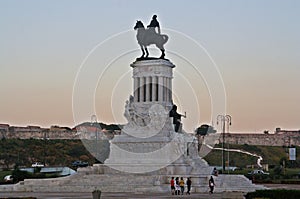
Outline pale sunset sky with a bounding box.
[0,0,299,133]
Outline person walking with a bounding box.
[170,177,175,195]
[209,176,215,194]
[186,177,192,195]
[179,177,185,195]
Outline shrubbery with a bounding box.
[0,139,96,169]
[245,189,300,199]
[12,168,33,182]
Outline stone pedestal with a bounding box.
[105,59,208,173]
[104,59,214,185]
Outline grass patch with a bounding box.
[203,144,299,168]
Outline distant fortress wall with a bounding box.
[219,133,300,146]
[0,130,80,140]
[1,124,299,146]
[1,131,300,146]
[0,124,119,140]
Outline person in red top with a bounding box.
[170,177,175,195]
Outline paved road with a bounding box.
[0,192,245,199]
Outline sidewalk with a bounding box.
[261,183,300,190]
[0,192,245,199]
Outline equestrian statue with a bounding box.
[134,15,168,59]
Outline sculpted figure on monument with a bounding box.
[147,15,161,34]
[124,96,149,127]
[134,15,168,59]
[124,96,135,126]
[169,105,186,132]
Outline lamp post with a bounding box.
[91,115,99,162]
[217,115,232,173]
[43,131,47,166]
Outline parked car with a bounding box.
[72,160,88,167]
[31,162,45,168]
[248,169,269,175]
[3,175,13,182]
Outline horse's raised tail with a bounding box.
[162,34,169,44]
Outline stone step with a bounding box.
[17,184,170,193]
[0,184,14,192]
[1,170,265,193]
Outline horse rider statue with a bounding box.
[134,15,168,59]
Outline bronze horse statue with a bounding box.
[134,20,168,59]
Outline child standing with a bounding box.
[179,177,185,195]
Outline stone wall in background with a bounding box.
[219,133,300,146]
[0,130,80,139]
[0,130,118,140]
[1,129,300,146]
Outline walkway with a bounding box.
[0,192,245,199]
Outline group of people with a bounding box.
[170,176,216,195]
[170,177,192,195]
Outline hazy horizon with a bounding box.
[1,0,299,133]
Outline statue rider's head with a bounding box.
[152,15,157,19]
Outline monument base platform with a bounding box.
[0,132,265,193]
[0,165,265,193]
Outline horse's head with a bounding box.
[134,20,145,30]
